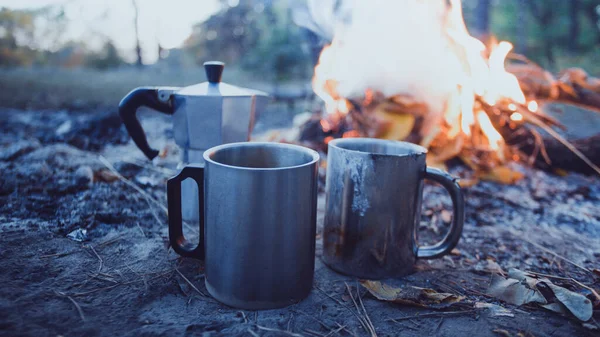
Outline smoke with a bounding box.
[296,0,466,113]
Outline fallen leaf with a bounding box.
[488,269,594,322]
[492,329,511,337]
[480,166,524,184]
[450,248,461,256]
[487,274,546,306]
[373,106,415,141]
[474,302,514,317]
[94,169,119,183]
[545,282,593,322]
[457,177,479,188]
[593,269,600,278]
[361,280,464,309]
[440,210,452,223]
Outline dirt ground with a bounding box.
[1,107,599,337]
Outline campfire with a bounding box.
[280,0,600,184]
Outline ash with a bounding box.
[1,108,598,336]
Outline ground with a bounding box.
[1,106,599,337]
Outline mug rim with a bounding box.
[328,138,427,157]
[203,141,320,171]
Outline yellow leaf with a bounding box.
[373,105,415,141]
[480,166,524,184]
[458,177,479,188]
[361,280,465,309]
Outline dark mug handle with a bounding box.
[417,167,465,259]
[118,87,178,160]
[167,166,205,259]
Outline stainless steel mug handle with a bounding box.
[167,166,205,259]
[417,167,465,259]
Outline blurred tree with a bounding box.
[183,0,311,80]
[131,0,143,67]
[0,8,36,66]
[85,40,124,70]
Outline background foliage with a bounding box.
[0,0,598,77]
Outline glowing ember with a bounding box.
[528,100,538,112]
[510,112,524,122]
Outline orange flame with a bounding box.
[312,0,531,157]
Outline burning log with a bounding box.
[509,62,600,114]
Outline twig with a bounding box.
[88,246,103,273]
[98,156,168,228]
[40,250,79,259]
[239,311,248,324]
[55,291,85,321]
[40,234,123,259]
[256,325,304,337]
[314,285,367,325]
[287,313,294,331]
[511,231,592,273]
[324,325,346,337]
[569,278,600,302]
[136,222,146,237]
[386,310,475,322]
[99,156,167,213]
[175,269,207,297]
[345,283,376,337]
[356,283,376,337]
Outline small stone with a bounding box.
[73,166,94,188]
[67,228,88,242]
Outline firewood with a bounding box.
[508,64,600,114]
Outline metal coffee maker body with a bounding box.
[118,61,269,222]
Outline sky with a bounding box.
[0,0,222,63]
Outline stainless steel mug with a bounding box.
[167,142,319,309]
[323,138,464,279]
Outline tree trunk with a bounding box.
[569,0,581,51]
[131,0,143,67]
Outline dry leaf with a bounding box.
[440,210,452,223]
[593,269,600,278]
[480,166,524,184]
[361,280,465,309]
[474,302,514,317]
[450,248,461,256]
[94,169,119,183]
[545,282,593,322]
[457,177,479,188]
[487,274,547,306]
[488,269,593,322]
[373,106,415,141]
[492,329,511,337]
[426,156,448,172]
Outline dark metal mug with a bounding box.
[167,142,319,309]
[323,138,464,279]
